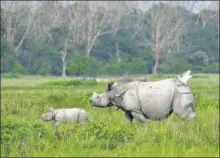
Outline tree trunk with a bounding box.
[153,60,158,75]
[217,13,219,48]
[6,26,12,42]
[116,42,121,63]
[14,15,33,55]
[153,51,159,74]
[86,34,92,57]
[217,26,219,48]
[61,51,67,77]
[62,63,66,77]
[86,46,91,57]
[86,34,99,57]
[176,38,180,52]
[1,58,3,73]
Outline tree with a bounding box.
[1,1,218,75]
[1,1,35,55]
[143,2,195,74]
[60,5,75,77]
[108,1,135,62]
[82,1,113,57]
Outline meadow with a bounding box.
[1,74,219,157]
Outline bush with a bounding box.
[67,56,102,76]
[13,63,26,74]
[158,58,191,74]
[188,51,209,72]
[1,72,22,79]
[98,57,150,75]
[203,63,219,73]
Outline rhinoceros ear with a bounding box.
[112,82,118,88]
[108,82,114,90]
[108,82,118,90]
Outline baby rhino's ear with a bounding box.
[49,107,54,112]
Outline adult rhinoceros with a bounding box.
[90,70,196,125]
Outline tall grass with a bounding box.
[1,74,219,157]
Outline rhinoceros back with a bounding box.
[137,79,175,120]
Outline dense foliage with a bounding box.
[1,2,219,76]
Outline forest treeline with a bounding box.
[1,1,219,76]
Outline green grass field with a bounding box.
[1,74,219,157]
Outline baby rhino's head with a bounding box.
[41,107,55,121]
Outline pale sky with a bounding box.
[28,1,215,13]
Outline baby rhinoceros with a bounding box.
[41,107,89,125]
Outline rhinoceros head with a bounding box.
[41,107,55,121]
[90,82,118,108]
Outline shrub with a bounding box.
[1,72,22,79]
[203,63,219,73]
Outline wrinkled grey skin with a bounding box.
[41,107,89,125]
[90,75,196,125]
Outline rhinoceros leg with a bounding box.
[125,111,134,123]
[131,111,147,125]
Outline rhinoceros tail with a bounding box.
[178,70,192,85]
